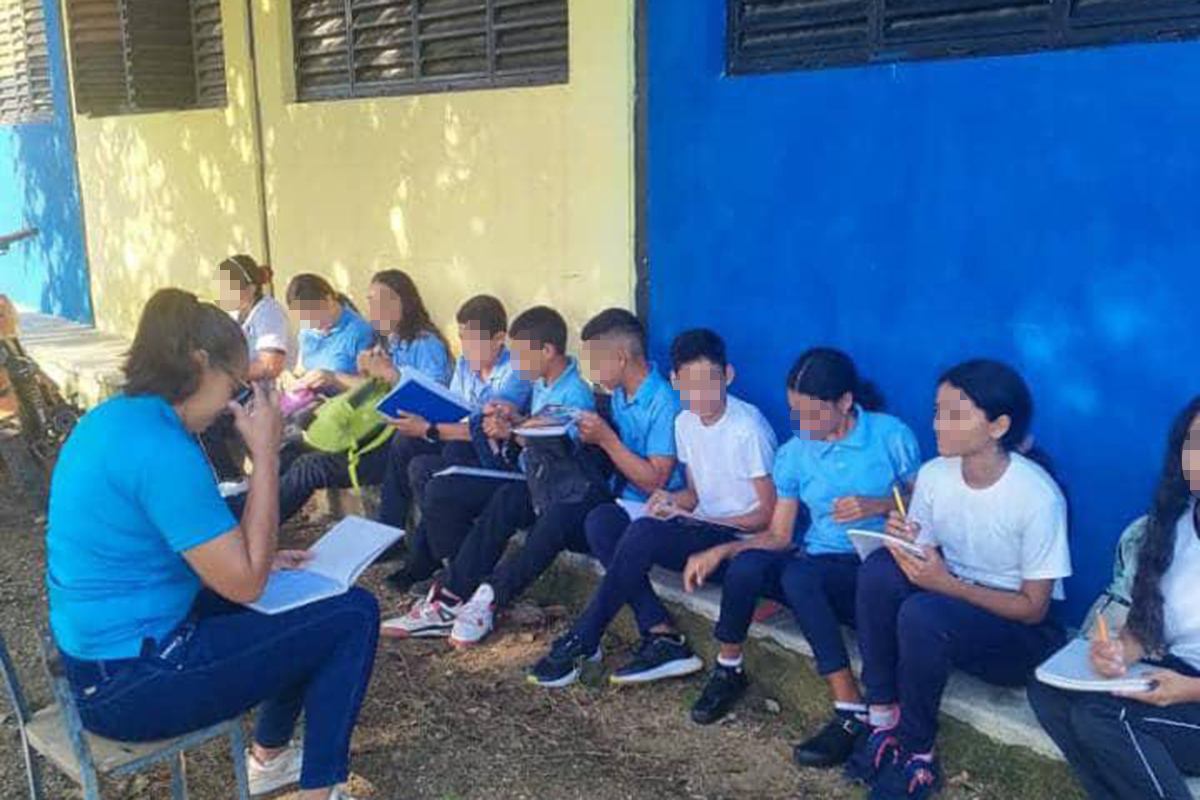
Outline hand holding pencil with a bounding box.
[885,484,920,542]
[1090,614,1128,678]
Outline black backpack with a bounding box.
[523,395,615,513]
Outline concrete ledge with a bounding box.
[17,312,126,408]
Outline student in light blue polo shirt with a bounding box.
[678,347,920,763]
[46,288,378,800]
[286,273,376,389]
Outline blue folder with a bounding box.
[375,370,476,424]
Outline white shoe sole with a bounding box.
[449,633,486,649]
[381,623,452,639]
[609,655,704,685]
[527,667,581,689]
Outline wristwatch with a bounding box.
[424,422,441,444]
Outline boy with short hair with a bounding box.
[378,295,532,579]
[528,328,778,688]
[384,308,683,642]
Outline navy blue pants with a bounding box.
[717,549,860,675]
[572,512,740,653]
[856,548,1064,753]
[1029,658,1200,800]
[61,589,380,790]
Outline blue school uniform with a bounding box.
[531,357,595,415]
[610,366,684,501]
[387,330,452,386]
[46,396,237,660]
[772,407,921,556]
[297,305,377,375]
[449,347,533,414]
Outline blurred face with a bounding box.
[368,281,403,334]
[788,389,851,441]
[292,296,341,331]
[582,338,625,390]
[1183,412,1200,495]
[511,336,551,381]
[673,359,731,418]
[933,382,1009,458]
[214,271,254,313]
[458,323,505,372]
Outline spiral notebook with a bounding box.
[1034,638,1155,693]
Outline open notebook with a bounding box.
[847,529,928,561]
[616,498,741,531]
[248,516,404,615]
[375,369,475,424]
[1034,638,1155,693]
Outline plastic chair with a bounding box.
[0,628,250,800]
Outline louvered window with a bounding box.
[66,0,227,116]
[728,0,1200,74]
[293,0,569,102]
[0,0,52,125]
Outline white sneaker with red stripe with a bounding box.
[381,584,461,639]
[449,583,496,648]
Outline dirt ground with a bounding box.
[0,482,1068,800]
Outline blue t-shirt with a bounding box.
[297,305,376,374]
[387,330,452,386]
[773,408,921,556]
[46,396,236,661]
[532,357,595,416]
[449,346,533,415]
[610,365,684,501]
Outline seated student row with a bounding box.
[46,265,1200,800]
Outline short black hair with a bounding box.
[510,306,568,355]
[580,308,645,357]
[456,294,507,338]
[670,328,727,373]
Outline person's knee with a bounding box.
[611,519,664,568]
[896,594,950,648]
[585,506,627,557]
[779,559,824,605]
[722,551,775,595]
[421,476,457,510]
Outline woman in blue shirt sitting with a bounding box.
[278,269,453,522]
[46,288,378,800]
[285,273,377,394]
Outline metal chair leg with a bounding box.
[228,723,251,800]
[170,753,188,800]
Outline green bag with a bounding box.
[302,379,394,490]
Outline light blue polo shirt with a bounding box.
[611,365,684,501]
[297,305,377,374]
[531,357,595,416]
[46,396,236,661]
[773,408,921,556]
[450,346,533,414]
[388,330,452,386]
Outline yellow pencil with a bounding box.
[1096,614,1110,644]
[892,484,908,518]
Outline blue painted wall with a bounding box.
[647,0,1200,623]
[0,0,91,322]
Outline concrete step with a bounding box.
[16,312,126,408]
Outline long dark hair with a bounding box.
[123,288,246,404]
[938,359,1053,469]
[786,347,884,411]
[1127,396,1200,656]
[370,269,447,350]
[285,273,358,314]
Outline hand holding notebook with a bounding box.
[375,369,476,424]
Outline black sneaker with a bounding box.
[689,664,749,725]
[868,753,942,800]
[527,634,601,688]
[610,634,705,685]
[844,725,900,785]
[793,713,866,768]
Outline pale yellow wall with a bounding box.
[252,0,635,352]
[70,0,635,348]
[66,0,267,337]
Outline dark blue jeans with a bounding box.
[717,549,860,675]
[572,513,740,653]
[856,548,1064,753]
[1029,657,1200,800]
[61,588,380,790]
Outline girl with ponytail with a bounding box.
[680,347,922,762]
[851,359,1070,800]
[216,255,296,382]
[1029,397,1200,800]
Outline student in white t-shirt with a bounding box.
[215,255,296,380]
[850,360,1071,800]
[527,328,777,689]
[1029,397,1200,800]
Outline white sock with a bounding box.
[835,701,868,721]
[717,653,744,670]
[869,705,899,730]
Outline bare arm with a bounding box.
[683,497,802,592]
